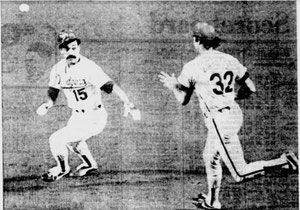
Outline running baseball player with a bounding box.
[159,22,298,209]
[37,30,140,182]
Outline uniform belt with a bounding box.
[218,106,230,112]
[75,105,102,113]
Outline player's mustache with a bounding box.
[66,55,76,60]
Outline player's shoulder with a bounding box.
[80,55,95,65]
[183,57,200,71]
[80,56,106,77]
[215,50,239,63]
[80,56,101,69]
[51,59,65,73]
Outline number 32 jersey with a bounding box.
[178,50,247,114]
[48,56,111,110]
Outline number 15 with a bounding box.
[72,88,88,101]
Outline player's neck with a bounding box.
[198,48,213,56]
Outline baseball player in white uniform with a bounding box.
[159,23,298,209]
[37,30,140,182]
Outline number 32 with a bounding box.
[210,71,234,95]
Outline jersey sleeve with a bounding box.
[229,57,247,79]
[90,63,112,88]
[48,65,61,89]
[177,63,194,88]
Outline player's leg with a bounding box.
[68,109,108,176]
[192,129,222,210]
[219,134,296,182]
[43,125,99,181]
[224,134,297,180]
[215,105,297,183]
[202,133,222,209]
[41,127,72,182]
[69,140,98,176]
[219,134,265,182]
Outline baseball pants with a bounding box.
[49,106,108,170]
[203,103,287,183]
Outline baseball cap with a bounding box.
[192,22,222,49]
[192,22,216,39]
[57,29,81,48]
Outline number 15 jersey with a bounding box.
[48,55,111,110]
[178,50,247,114]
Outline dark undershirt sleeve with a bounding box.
[235,72,249,85]
[176,80,195,106]
[47,87,60,102]
[100,81,114,94]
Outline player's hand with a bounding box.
[124,102,141,121]
[36,101,53,116]
[158,71,178,91]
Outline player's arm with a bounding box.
[37,66,60,116]
[100,81,130,104]
[36,87,60,116]
[235,72,256,100]
[111,84,136,109]
[158,71,195,106]
[175,80,195,105]
[100,81,140,119]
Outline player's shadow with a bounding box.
[67,170,175,188]
[4,175,47,193]
[4,175,40,182]
[175,206,290,210]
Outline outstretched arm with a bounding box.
[107,83,140,120]
[112,84,131,104]
[158,71,195,105]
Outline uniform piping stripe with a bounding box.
[198,94,265,178]
[212,118,265,178]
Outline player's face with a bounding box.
[193,37,204,54]
[60,40,81,65]
[193,37,200,51]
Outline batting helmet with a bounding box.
[192,22,221,49]
[57,29,81,49]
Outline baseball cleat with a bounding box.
[69,163,98,177]
[284,151,298,171]
[192,193,221,210]
[41,167,70,182]
[192,193,207,204]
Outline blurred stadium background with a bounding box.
[2,1,298,209]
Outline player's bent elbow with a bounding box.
[182,96,191,106]
[181,89,194,106]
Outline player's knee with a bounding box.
[203,151,220,165]
[203,156,211,167]
[74,141,88,154]
[49,133,64,149]
[203,151,211,163]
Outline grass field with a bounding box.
[3,169,298,210]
